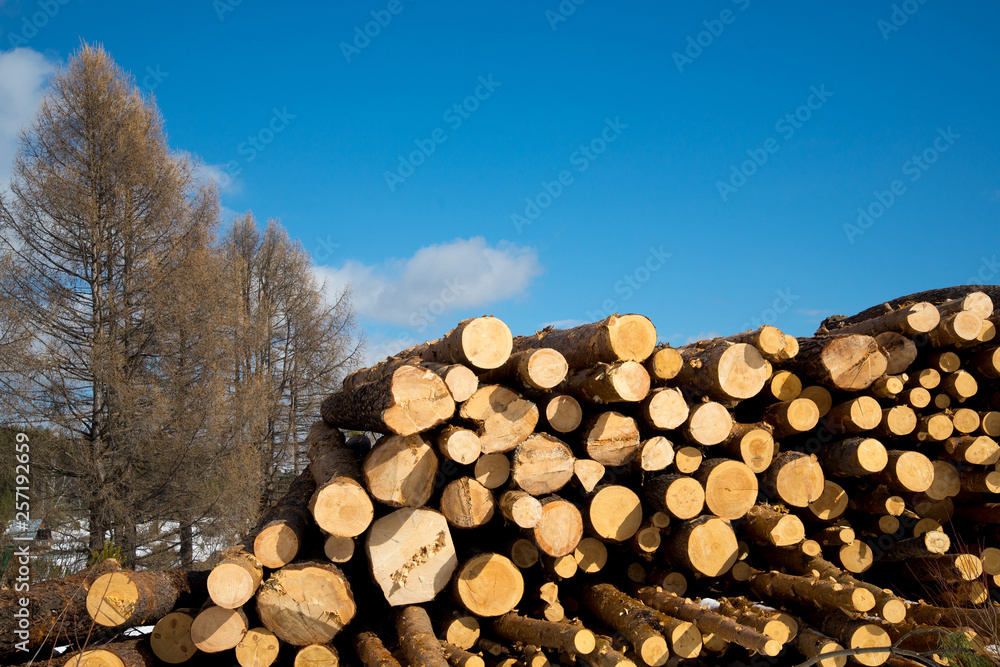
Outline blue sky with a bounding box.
[1,1,998,362]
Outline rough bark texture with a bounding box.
[509,314,657,368]
[789,335,887,391]
[88,569,210,627]
[396,606,450,667]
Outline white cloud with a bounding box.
[314,237,542,329]
[194,162,242,196]
[0,48,57,188]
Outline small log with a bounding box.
[541,394,583,433]
[814,613,890,667]
[908,368,940,389]
[827,302,940,336]
[354,631,401,667]
[236,627,281,667]
[871,406,917,438]
[435,426,482,465]
[973,345,1000,378]
[941,434,1000,465]
[509,538,540,568]
[837,540,874,573]
[694,458,758,520]
[414,316,513,370]
[562,361,651,403]
[816,438,887,477]
[256,562,354,646]
[638,387,690,431]
[580,412,641,465]
[365,508,457,606]
[793,627,846,667]
[363,434,439,508]
[875,331,918,375]
[799,385,833,417]
[454,553,525,617]
[811,523,854,547]
[761,452,826,508]
[720,422,774,473]
[681,401,733,446]
[825,396,882,434]
[574,537,609,573]
[906,554,983,582]
[439,612,480,651]
[870,374,905,399]
[57,638,158,667]
[899,387,931,409]
[951,407,980,434]
[511,433,576,496]
[925,311,983,346]
[981,410,1000,436]
[309,422,375,537]
[673,446,702,474]
[295,643,339,667]
[742,505,805,547]
[492,613,597,654]
[478,348,568,391]
[673,340,768,402]
[714,598,797,644]
[460,384,539,454]
[645,344,684,381]
[499,490,544,528]
[322,363,455,436]
[442,642,486,667]
[474,452,510,489]
[150,610,198,665]
[805,481,849,522]
[873,450,934,493]
[881,530,951,562]
[768,370,802,401]
[583,585,670,667]
[324,535,354,563]
[790,334,887,391]
[191,605,249,653]
[396,606,449,667]
[960,469,1000,493]
[942,370,978,400]
[749,570,875,614]
[532,496,585,557]
[586,485,643,542]
[924,460,961,500]
[511,314,658,368]
[665,516,738,577]
[724,325,793,362]
[205,549,263,610]
[764,397,820,438]
[423,362,479,402]
[849,486,904,516]
[644,474,705,520]
[581,634,638,667]
[637,436,675,472]
[87,569,209,627]
[441,477,495,529]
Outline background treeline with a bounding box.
[0,45,363,572]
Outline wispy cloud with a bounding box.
[0,48,57,189]
[796,308,829,317]
[194,162,242,196]
[684,331,721,345]
[314,237,542,328]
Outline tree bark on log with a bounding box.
[561,361,651,404]
[355,631,402,667]
[396,606,450,667]
[323,363,455,436]
[817,438,888,477]
[583,584,670,667]
[47,638,157,667]
[819,285,1000,330]
[478,348,568,391]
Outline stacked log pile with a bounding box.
[7,285,1000,667]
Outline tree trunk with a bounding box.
[46,638,157,667]
[673,340,768,402]
[355,631,402,667]
[434,426,482,465]
[492,613,596,654]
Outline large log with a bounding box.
[720,422,774,473]
[52,638,157,667]
[256,561,355,646]
[694,458,758,520]
[235,627,281,667]
[384,316,513,370]
[585,485,643,542]
[748,569,875,614]
[440,477,495,529]
[532,496,584,557]
[0,558,122,661]
[821,302,940,336]
[459,384,539,454]
[579,412,641,466]
[872,450,935,493]
[789,334,887,391]
[819,285,1000,330]
[681,401,733,446]
[150,610,198,665]
[760,452,826,507]
[665,516,739,577]
[365,508,457,606]
[86,569,209,627]
[643,474,704,520]
[190,605,249,653]
[509,314,657,368]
